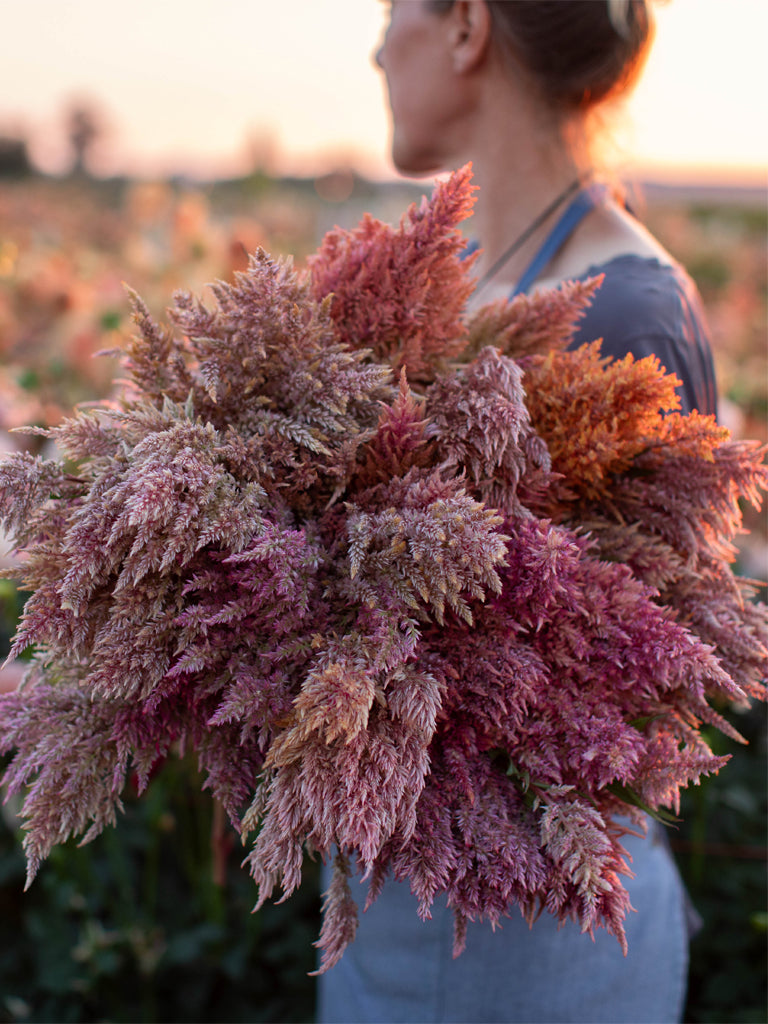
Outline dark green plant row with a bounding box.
[675,702,767,1024]
[0,752,320,1023]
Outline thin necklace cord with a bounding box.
[473,176,588,297]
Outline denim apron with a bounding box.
[317,822,688,1023]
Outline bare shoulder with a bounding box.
[539,199,673,290]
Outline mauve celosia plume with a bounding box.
[0,167,765,974]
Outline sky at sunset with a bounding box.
[2,0,767,184]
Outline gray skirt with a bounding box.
[316,823,689,1024]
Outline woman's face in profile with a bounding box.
[374,1,466,176]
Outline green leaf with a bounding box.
[606,782,680,826]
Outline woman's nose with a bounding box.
[372,43,384,70]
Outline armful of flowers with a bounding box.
[0,166,765,972]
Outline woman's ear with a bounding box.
[448,0,493,74]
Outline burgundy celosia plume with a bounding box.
[0,167,765,973]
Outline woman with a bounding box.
[373,0,716,416]
[318,3,716,1021]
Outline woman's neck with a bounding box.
[448,65,593,294]
[466,145,590,292]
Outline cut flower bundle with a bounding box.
[0,166,766,972]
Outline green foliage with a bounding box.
[99,309,122,331]
[689,202,768,238]
[0,755,320,1023]
[0,580,22,656]
[677,703,768,1023]
[687,252,732,295]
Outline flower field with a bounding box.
[0,171,765,1023]
[0,177,299,436]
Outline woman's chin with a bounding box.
[391,142,446,179]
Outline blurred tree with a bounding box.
[0,137,32,178]
[66,102,102,178]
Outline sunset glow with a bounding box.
[1,0,766,184]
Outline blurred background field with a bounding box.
[0,154,765,1022]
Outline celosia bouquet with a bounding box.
[0,167,766,972]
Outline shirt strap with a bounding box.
[512,183,609,297]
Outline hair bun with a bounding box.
[486,0,654,111]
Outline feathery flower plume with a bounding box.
[0,166,765,974]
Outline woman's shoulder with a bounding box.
[569,253,717,416]
[575,253,706,342]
